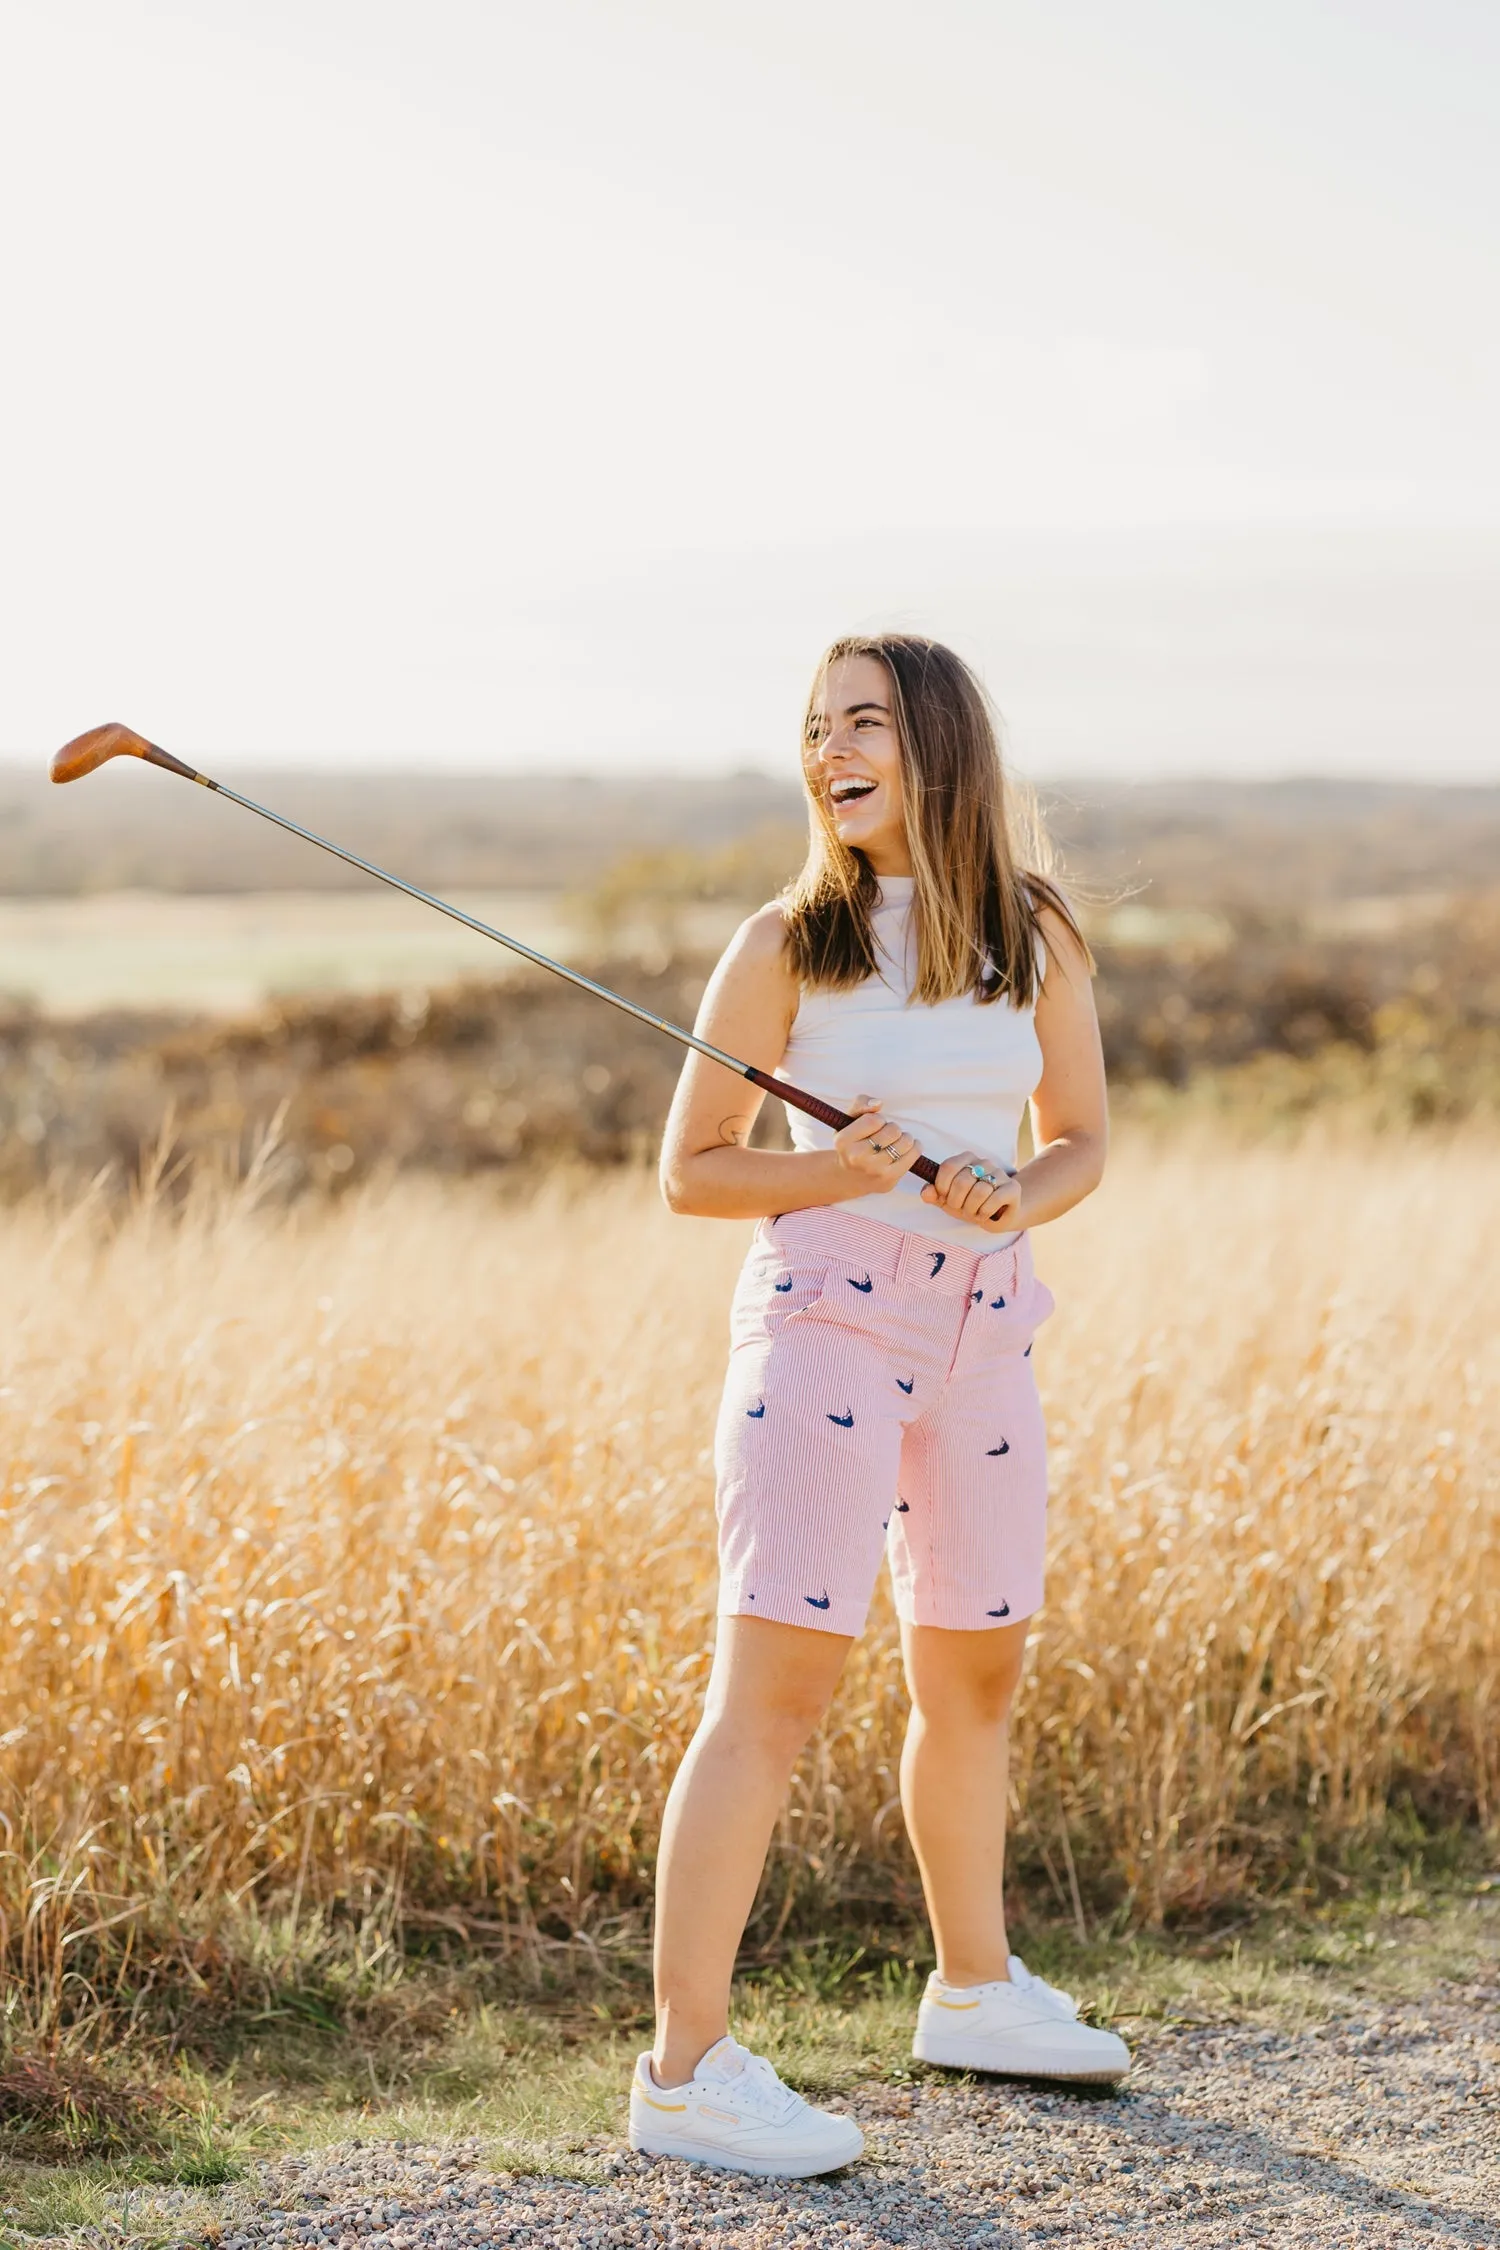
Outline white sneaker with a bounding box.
[912,1955,1130,2083]
[629,2034,864,2176]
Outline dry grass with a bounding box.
[0,1126,1495,2040]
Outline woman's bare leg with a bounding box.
[652,1614,852,2087]
[899,1618,1029,1986]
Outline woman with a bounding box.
[631,634,1126,2177]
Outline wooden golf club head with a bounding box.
[52,723,202,784]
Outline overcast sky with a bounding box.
[3,0,1497,779]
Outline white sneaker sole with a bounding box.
[628,2122,864,2177]
[913,2030,1127,2083]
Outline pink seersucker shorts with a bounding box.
[713,1203,1056,1638]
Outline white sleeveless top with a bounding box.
[777,875,1045,1252]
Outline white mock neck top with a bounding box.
[777,875,1045,1252]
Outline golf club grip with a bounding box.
[743,1068,941,1186]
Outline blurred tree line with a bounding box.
[2,889,1496,1201]
[567,824,807,952]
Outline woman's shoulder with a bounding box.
[730,900,792,964]
[710,901,798,995]
[1029,886,1092,991]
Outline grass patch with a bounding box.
[1,1873,1494,2243]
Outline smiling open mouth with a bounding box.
[829,779,877,805]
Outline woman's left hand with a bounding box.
[920,1150,1024,1232]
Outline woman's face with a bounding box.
[805,654,911,876]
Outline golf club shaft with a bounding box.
[173,762,944,1187]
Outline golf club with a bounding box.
[50,723,950,1186]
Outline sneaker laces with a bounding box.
[1007,1954,1080,2019]
[705,2040,805,2124]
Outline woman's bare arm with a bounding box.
[659,906,921,1218]
[1015,903,1109,1226]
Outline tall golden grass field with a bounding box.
[1,1125,1496,2011]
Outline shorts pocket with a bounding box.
[972,1269,1055,1357]
[728,1249,835,1349]
[800,1258,900,1337]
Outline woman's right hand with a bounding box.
[832,1098,920,1194]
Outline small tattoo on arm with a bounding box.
[718,1116,750,1148]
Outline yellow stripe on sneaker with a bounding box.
[637,2092,689,2111]
[931,1997,983,2010]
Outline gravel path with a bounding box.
[211,1984,1498,2250]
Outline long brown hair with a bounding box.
[782,633,1089,1005]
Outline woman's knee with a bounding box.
[703,1617,848,1758]
[904,1623,1027,1729]
[702,1686,826,1765]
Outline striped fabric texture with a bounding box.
[714,1203,1055,1637]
